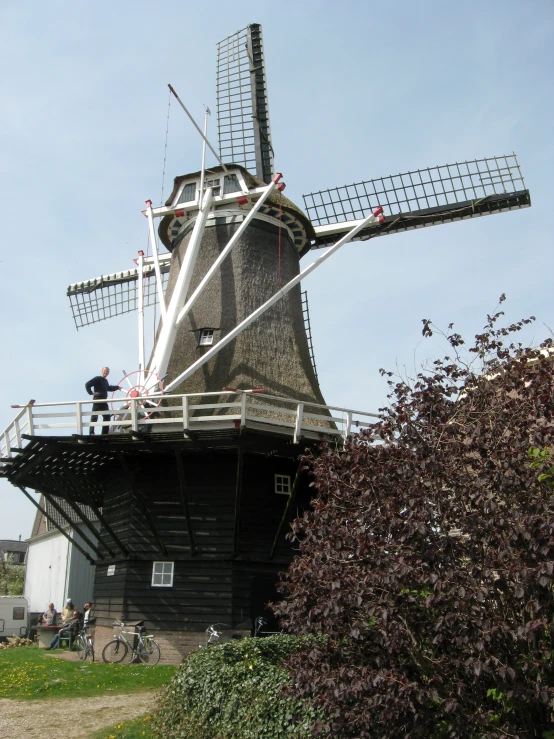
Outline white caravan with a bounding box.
[0,595,29,640]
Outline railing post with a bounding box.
[130,398,138,432]
[4,426,11,457]
[182,395,189,431]
[26,404,35,436]
[76,402,83,435]
[14,418,22,448]
[240,393,247,428]
[294,402,304,444]
[345,411,353,439]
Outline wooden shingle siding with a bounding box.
[91,439,310,632]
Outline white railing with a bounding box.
[0,391,380,463]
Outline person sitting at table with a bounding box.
[42,603,57,625]
[61,598,74,625]
[83,602,92,626]
[46,610,80,649]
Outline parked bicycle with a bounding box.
[74,617,96,662]
[254,616,283,637]
[204,623,233,647]
[102,621,160,665]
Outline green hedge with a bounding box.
[154,634,326,738]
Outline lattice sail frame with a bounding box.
[304,154,530,246]
[67,260,170,329]
[216,24,274,183]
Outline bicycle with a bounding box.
[202,623,249,648]
[204,623,232,647]
[102,621,161,665]
[254,616,283,637]
[74,617,96,662]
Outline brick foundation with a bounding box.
[92,624,205,665]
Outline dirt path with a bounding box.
[0,691,159,739]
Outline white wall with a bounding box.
[66,525,97,610]
[24,530,70,613]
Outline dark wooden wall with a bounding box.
[92,444,306,631]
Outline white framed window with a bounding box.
[275,474,291,495]
[203,178,221,197]
[223,173,241,194]
[198,329,214,346]
[152,561,174,588]
[107,564,116,577]
[175,181,197,206]
[172,171,243,208]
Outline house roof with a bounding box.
[0,539,28,553]
[44,497,97,530]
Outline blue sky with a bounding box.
[1,0,552,539]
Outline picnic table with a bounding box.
[37,624,59,648]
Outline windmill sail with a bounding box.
[216,24,274,183]
[304,154,530,248]
[67,256,170,329]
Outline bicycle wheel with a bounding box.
[138,637,160,666]
[102,638,128,663]
[75,634,87,660]
[85,639,95,662]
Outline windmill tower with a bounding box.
[0,24,530,662]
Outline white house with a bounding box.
[24,496,98,617]
[0,538,28,564]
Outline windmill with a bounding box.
[67,24,529,416]
[2,24,530,660]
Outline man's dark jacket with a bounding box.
[85,376,120,400]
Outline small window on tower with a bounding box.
[204,178,221,197]
[107,564,116,577]
[198,329,214,347]
[175,181,197,205]
[152,561,174,588]
[275,474,291,495]
[223,174,241,194]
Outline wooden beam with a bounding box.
[46,471,116,558]
[118,453,167,556]
[233,444,244,557]
[60,462,129,558]
[13,439,58,483]
[39,476,105,560]
[17,487,95,565]
[269,460,303,560]
[174,451,196,556]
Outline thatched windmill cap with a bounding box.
[158,165,315,257]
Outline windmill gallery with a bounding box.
[0,24,531,661]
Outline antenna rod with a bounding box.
[144,200,167,319]
[168,84,229,173]
[199,107,210,205]
[137,250,146,384]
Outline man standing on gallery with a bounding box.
[85,367,121,435]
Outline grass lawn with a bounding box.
[0,646,176,700]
